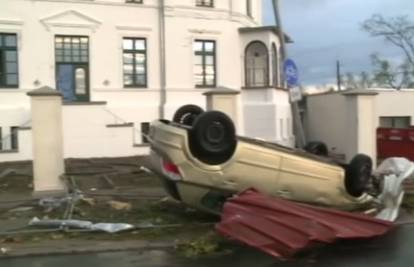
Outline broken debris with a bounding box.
[28,217,134,234]
[107,200,132,211]
[216,189,394,259]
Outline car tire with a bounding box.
[345,154,373,197]
[172,104,204,126]
[304,141,328,157]
[189,111,237,165]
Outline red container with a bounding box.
[377,128,414,161]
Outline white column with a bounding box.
[203,87,242,132]
[27,86,66,196]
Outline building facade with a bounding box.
[305,88,414,165]
[0,0,294,161]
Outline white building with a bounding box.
[0,0,294,162]
[305,88,414,165]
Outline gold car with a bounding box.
[148,105,375,214]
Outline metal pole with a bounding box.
[272,0,306,148]
[158,0,167,119]
[337,60,342,91]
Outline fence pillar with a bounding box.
[343,90,378,166]
[27,86,66,196]
[203,87,243,132]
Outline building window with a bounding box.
[55,36,89,63]
[126,0,143,3]
[245,41,269,87]
[141,122,150,143]
[123,38,147,88]
[10,126,18,150]
[196,0,214,7]
[193,40,216,87]
[0,33,18,88]
[55,36,90,102]
[246,0,252,17]
[380,117,411,129]
[271,43,280,86]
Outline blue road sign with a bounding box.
[284,59,299,87]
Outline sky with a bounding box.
[262,0,414,86]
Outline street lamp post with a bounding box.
[272,0,306,148]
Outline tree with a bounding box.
[341,71,374,89]
[361,14,414,89]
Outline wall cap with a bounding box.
[27,86,62,97]
[203,87,240,96]
[106,123,134,128]
[63,101,107,106]
[342,89,379,96]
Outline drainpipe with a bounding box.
[158,0,167,119]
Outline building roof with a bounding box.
[238,26,294,43]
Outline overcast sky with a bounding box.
[262,0,414,86]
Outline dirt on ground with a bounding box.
[0,157,230,258]
[2,157,414,258]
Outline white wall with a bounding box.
[0,0,296,161]
[375,90,414,125]
[306,91,377,164]
[306,93,361,162]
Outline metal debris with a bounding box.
[216,189,394,259]
[28,217,134,233]
[375,158,414,221]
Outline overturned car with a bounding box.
[148,105,377,214]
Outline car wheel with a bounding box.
[189,111,237,165]
[345,154,373,197]
[304,141,328,157]
[172,104,204,126]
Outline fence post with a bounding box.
[203,87,242,132]
[27,86,66,196]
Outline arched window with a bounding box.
[245,41,269,87]
[271,43,280,86]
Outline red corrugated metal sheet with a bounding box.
[216,189,394,259]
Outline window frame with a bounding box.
[55,35,90,64]
[122,37,148,88]
[54,35,90,102]
[271,42,280,87]
[379,116,411,129]
[194,39,217,88]
[0,33,19,89]
[244,40,270,88]
[196,0,214,8]
[141,122,150,144]
[10,126,18,150]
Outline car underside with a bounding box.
[148,105,380,214]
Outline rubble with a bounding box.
[107,200,132,211]
[375,158,414,221]
[28,217,135,234]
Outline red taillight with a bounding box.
[163,161,180,175]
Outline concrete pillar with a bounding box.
[27,86,66,196]
[343,90,378,166]
[203,87,242,131]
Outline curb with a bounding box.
[0,240,175,259]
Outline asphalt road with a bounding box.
[2,225,414,267]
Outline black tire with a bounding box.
[189,111,237,165]
[304,141,328,157]
[345,154,373,197]
[172,105,204,126]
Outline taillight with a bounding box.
[162,160,182,181]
